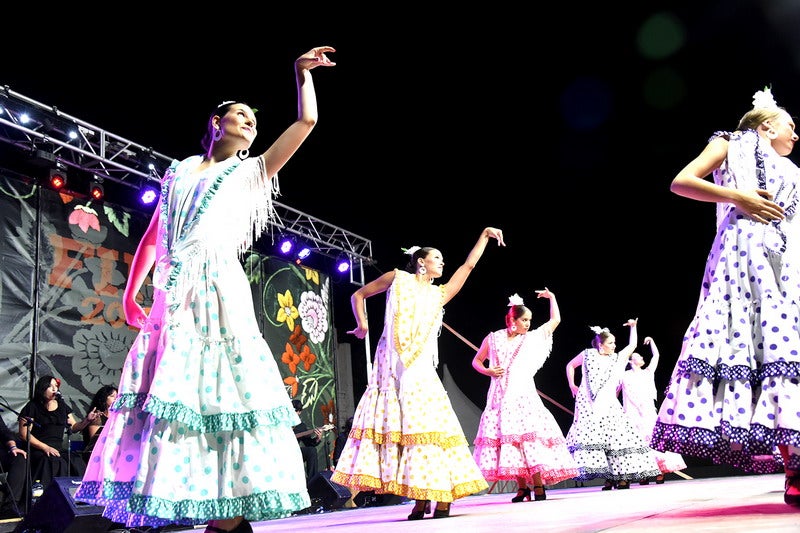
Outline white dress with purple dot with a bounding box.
[652,129,800,473]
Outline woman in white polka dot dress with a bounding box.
[331,228,504,520]
[651,86,800,507]
[74,47,336,533]
[565,321,661,490]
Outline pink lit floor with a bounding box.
[173,473,800,533]
[4,473,798,532]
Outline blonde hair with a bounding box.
[737,107,785,131]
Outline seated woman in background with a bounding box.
[81,385,118,463]
[19,375,99,492]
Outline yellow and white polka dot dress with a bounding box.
[331,269,488,502]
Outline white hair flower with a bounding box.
[752,86,778,111]
[401,246,421,256]
[508,293,524,307]
[589,326,610,335]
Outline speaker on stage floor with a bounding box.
[353,490,407,508]
[14,477,113,533]
[307,471,351,511]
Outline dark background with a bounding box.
[2,2,800,433]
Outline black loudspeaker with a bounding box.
[14,477,113,533]
[353,490,407,508]
[307,471,351,511]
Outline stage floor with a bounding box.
[244,473,800,532]
[5,473,800,532]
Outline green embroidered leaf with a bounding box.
[103,205,131,237]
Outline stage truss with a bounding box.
[0,84,374,286]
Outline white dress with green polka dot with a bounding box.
[74,155,310,528]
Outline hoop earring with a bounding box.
[418,265,427,276]
[237,149,249,160]
[511,325,517,332]
[212,128,223,142]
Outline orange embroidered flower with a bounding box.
[281,343,300,374]
[283,376,298,397]
[320,398,335,423]
[289,324,307,351]
[298,344,317,371]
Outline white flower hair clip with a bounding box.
[508,293,524,307]
[402,246,421,256]
[752,86,778,111]
[589,326,610,335]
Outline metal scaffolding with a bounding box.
[0,84,374,285]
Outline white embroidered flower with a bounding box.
[402,246,421,256]
[752,86,778,110]
[507,293,524,307]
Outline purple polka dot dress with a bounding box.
[652,130,800,473]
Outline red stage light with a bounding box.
[49,168,67,190]
[88,182,104,201]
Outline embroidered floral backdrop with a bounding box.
[0,171,337,468]
[244,253,337,469]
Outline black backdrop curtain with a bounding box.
[0,170,337,468]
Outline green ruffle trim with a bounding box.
[79,480,309,522]
[159,160,178,257]
[115,392,297,433]
[129,488,308,522]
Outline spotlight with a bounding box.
[296,245,312,261]
[277,234,295,256]
[335,255,351,274]
[140,149,159,178]
[88,179,104,201]
[139,182,159,206]
[48,165,67,190]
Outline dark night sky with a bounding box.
[3,3,800,427]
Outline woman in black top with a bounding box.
[81,385,117,463]
[18,375,97,491]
